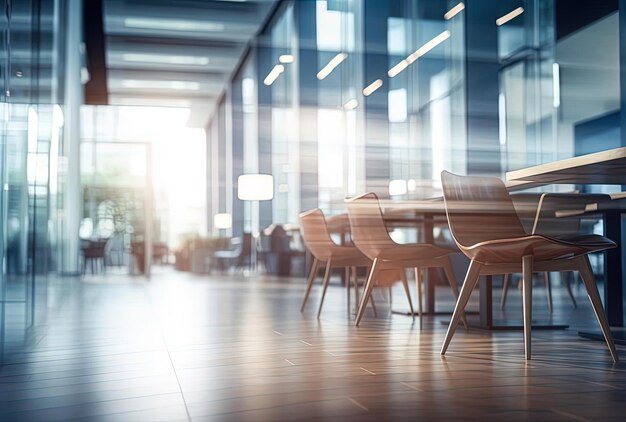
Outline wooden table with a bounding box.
[507,146,626,343]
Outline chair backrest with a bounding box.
[511,193,582,235]
[299,209,335,260]
[440,171,527,248]
[345,192,394,260]
[532,193,609,236]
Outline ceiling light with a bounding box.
[317,53,347,80]
[121,80,200,90]
[444,3,465,20]
[553,62,560,108]
[496,7,524,26]
[362,79,383,96]
[214,213,232,230]
[407,31,450,64]
[122,53,209,65]
[279,54,294,64]
[343,99,358,110]
[388,60,408,78]
[263,64,284,86]
[124,18,225,32]
[389,180,407,196]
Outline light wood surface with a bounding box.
[1,268,625,421]
[506,146,626,186]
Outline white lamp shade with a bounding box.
[389,179,407,196]
[214,213,232,229]
[238,174,274,200]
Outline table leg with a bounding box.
[443,274,567,331]
[602,210,623,327]
[479,275,493,329]
[578,210,626,344]
[423,214,436,314]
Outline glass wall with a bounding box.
[205,0,621,240]
[498,0,557,173]
[0,0,67,360]
[316,0,364,212]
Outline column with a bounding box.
[61,0,83,275]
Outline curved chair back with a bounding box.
[299,209,334,261]
[440,171,527,249]
[345,192,394,260]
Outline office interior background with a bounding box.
[1,0,625,419]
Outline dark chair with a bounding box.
[440,171,618,362]
[81,239,108,275]
[213,233,252,272]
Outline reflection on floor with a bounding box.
[0,266,625,421]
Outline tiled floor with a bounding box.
[0,266,625,421]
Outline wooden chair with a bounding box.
[299,209,375,318]
[440,171,618,362]
[345,192,466,327]
[503,193,608,311]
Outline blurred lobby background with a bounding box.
[0,0,625,420]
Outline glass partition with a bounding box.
[0,0,67,360]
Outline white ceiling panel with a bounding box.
[103,0,277,127]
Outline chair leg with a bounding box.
[500,273,510,310]
[317,260,333,319]
[356,259,379,326]
[544,272,553,313]
[441,260,482,355]
[562,271,577,308]
[577,256,619,363]
[442,258,468,329]
[414,268,423,320]
[300,258,319,312]
[522,255,534,360]
[399,269,415,322]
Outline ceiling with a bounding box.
[102,0,277,127]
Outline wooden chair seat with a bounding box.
[373,244,453,263]
[463,233,615,264]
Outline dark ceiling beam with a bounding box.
[84,0,109,104]
[106,35,246,49]
[556,0,618,40]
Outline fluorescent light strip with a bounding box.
[388,60,408,78]
[122,53,209,65]
[279,54,294,64]
[121,80,200,90]
[317,53,347,80]
[496,7,524,26]
[498,93,507,145]
[553,62,560,108]
[124,18,225,32]
[407,31,450,64]
[444,2,465,20]
[264,64,285,86]
[362,79,383,96]
[343,99,358,110]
